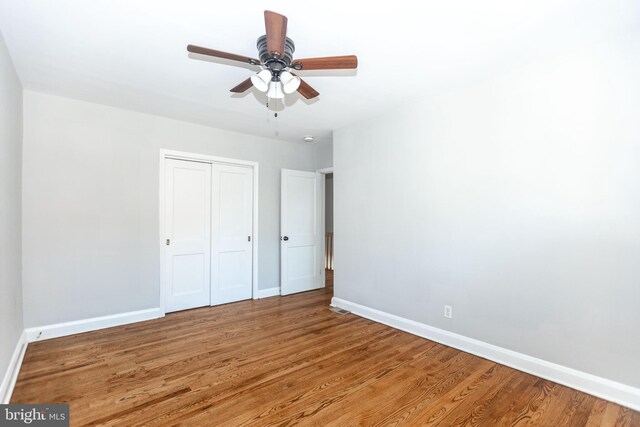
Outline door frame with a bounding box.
[159,149,259,315]
[316,167,333,287]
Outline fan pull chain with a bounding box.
[270,96,278,118]
[265,96,279,137]
[275,97,279,137]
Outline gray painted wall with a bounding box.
[316,141,333,170]
[22,91,317,327]
[334,34,640,388]
[0,32,23,384]
[325,174,333,233]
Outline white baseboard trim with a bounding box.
[331,297,640,412]
[25,308,164,342]
[256,287,281,299]
[0,330,28,404]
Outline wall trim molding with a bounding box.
[316,167,334,174]
[256,287,280,299]
[331,297,640,412]
[25,308,164,342]
[0,330,28,404]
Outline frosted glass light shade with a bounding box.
[267,81,285,99]
[250,70,271,92]
[280,71,301,94]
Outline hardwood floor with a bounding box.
[12,270,638,426]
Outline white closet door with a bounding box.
[211,164,254,305]
[164,159,212,312]
[281,169,322,295]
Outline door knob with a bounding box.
[283,236,289,241]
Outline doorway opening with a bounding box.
[279,167,332,297]
[324,172,334,296]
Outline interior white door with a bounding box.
[281,169,322,295]
[164,159,212,312]
[211,164,254,304]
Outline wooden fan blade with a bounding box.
[230,78,253,93]
[291,55,358,70]
[187,45,260,65]
[296,77,319,99]
[264,10,287,57]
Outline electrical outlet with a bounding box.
[444,305,453,319]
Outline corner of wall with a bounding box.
[0,29,26,405]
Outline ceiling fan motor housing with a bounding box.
[257,35,295,79]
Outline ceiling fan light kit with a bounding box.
[250,70,299,98]
[187,10,358,102]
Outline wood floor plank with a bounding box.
[260,346,471,426]
[11,271,638,426]
[511,380,557,426]
[585,399,610,427]
[406,364,521,426]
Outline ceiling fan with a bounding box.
[187,10,358,100]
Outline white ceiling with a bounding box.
[0,0,638,144]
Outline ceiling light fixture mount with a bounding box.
[303,135,314,143]
[187,10,358,102]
